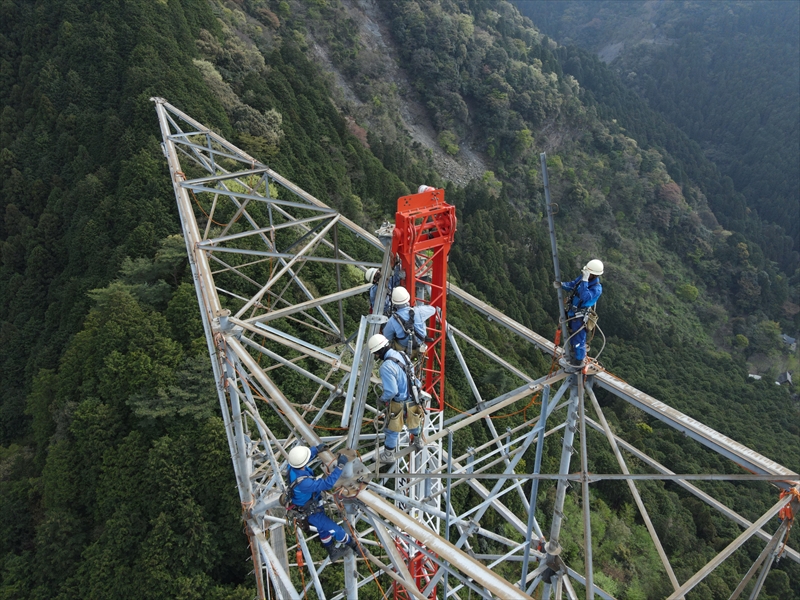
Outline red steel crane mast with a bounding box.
[391,186,456,413]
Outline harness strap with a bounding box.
[286,475,312,509]
[386,355,416,403]
[392,310,422,342]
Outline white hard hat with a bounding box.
[418,185,435,193]
[584,259,604,276]
[365,267,379,283]
[391,286,410,305]
[368,333,390,354]
[288,446,311,469]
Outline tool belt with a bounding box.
[391,338,426,360]
[286,500,323,524]
[387,399,424,432]
[571,307,598,331]
[583,307,598,331]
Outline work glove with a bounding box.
[552,280,561,289]
[337,454,349,467]
[581,267,590,282]
[314,443,328,454]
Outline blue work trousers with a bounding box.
[569,316,587,361]
[307,510,348,547]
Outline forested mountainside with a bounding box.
[0,0,798,598]
[513,0,800,253]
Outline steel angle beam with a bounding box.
[584,417,800,564]
[362,513,418,589]
[201,246,376,267]
[359,489,534,600]
[244,284,371,324]
[594,371,799,485]
[253,528,301,600]
[666,495,791,598]
[449,324,533,382]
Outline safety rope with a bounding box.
[778,488,800,558]
[332,494,388,599]
[175,170,231,227]
[292,520,308,599]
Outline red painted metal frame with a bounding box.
[392,538,439,600]
[391,188,456,413]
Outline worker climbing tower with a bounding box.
[154,98,799,600]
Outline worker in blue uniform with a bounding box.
[287,444,358,561]
[368,333,430,463]
[365,266,401,316]
[558,259,603,368]
[382,286,437,357]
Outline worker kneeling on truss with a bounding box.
[286,444,358,562]
[369,333,431,463]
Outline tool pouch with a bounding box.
[388,401,404,432]
[584,307,599,332]
[406,404,424,431]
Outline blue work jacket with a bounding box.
[383,304,436,345]
[561,276,602,315]
[378,349,420,403]
[289,446,343,507]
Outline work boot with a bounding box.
[325,544,350,562]
[411,434,424,451]
[379,447,395,463]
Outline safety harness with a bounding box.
[565,288,600,333]
[386,353,422,405]
[392,309,424,350]
[280,475,322,523]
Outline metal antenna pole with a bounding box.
[541,153,571,359]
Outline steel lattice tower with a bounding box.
[154,98,799,600]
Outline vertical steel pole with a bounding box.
[521,385,551,585]
[344,503,358,600]
[549,379,579,543]
[541,153,571,359]
[443,430,454,599]
[346,245,393,449]
[578,376,593,598]
[748,534,783,600]
[341,316,367,426]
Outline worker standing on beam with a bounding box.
[286,444,358,562]
[382,286,437,359]
[557,259,603,369]
[368,333,430,463]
